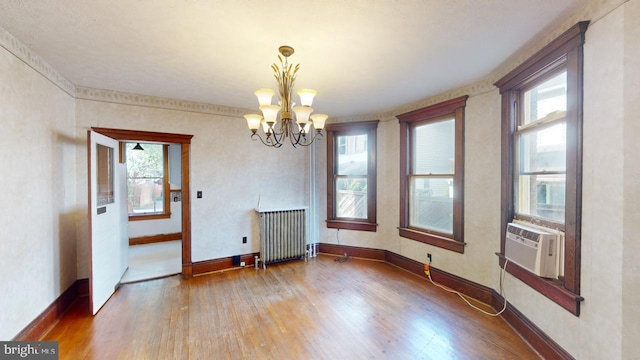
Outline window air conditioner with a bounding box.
[505,222,560,279]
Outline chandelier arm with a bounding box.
[293,131,323,147]
[270,129,285,147]
[288,127,324,147]
[289,128,304,148]
[251,133,283,148]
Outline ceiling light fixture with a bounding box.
[244,46,328,148]
[132,143,144,151]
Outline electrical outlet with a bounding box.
[427,253,432,263]
[242,236,247,244]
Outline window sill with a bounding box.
[398,228,465,253]
[326,219,377,232]
[496,253,583,316]
[129,213,171,221]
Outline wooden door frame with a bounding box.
[92,127,195,278]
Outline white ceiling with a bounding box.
[0,0,583,118]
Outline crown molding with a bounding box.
[75,87,252,117]
[0,26,76,97]
[333,79,495,124]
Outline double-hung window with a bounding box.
[326,120,378,232]
[495,21,588,315]
[398,96,467,253]
[125,142,170,220]
[516,71,568,225]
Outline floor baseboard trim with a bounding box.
[491,290,574,359]
[317,242,573,359]
[192,252,260,276]
[13,279,85,341]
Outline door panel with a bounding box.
[88,130,128,315]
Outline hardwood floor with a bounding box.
[43,255,540,359]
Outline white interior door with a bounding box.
[88,130,128,315]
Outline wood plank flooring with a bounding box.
[43,255,540,359]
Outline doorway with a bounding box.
[92,127,194,279]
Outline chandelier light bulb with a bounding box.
[297,89,317,107]
[255,88,275,106]
[293,106,313,125]
[260,104,280,124]
[244,114,262,131]
[310,114,328,130]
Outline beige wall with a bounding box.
[622,1,640,358]
[0,33,77,339]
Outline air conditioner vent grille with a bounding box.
[507,223,550,241]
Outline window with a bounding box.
[494,21,588,315]
[125,142,170,220]
[326,120,378,232]
[398,96,467,253]
[516,71,567,225]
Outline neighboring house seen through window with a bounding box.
[125,142,170,220]
[326,121,378,232]
[398,96,468,253]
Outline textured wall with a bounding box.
[0,42,77,339]
[622,0,640,358]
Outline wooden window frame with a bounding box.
[494,21,589,316]
[326,120,379,232]
[397,96,468,253]
[125,143,171,221]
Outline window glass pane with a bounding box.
[336,177,367,219]
[337,134,368,175]
[409,177,453,234]
[519,122,566,173]
[516,174,565,223]
[413,119,455,174]
[128,178,164,213]
[96,144,114,206]
[523,71,566,125]
[126,143,164,214]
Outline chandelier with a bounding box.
[244,45,328,148]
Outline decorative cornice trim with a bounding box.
[333,80,495,124]
[76,87,253,117]
[0,25,76,97]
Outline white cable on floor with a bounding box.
[427,258,509,317]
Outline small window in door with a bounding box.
[96,144,114,206]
